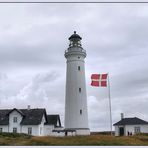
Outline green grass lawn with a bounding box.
[0,132,148,146]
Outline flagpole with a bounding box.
[107,73,112,136]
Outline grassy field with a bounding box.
[0,132,148,146]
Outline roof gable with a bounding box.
[20,108,46,125]
[45,115,61,127]
[7,108,25,116]
[0,108,47,125]
[114,117,148,126]
[0,108,61,126]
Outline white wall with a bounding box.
[65,46,89,133]
[76,129,90,135]
[9,110,23,133]
[38,114,46,136]
[53,132,65,137]
[51,127,65,137]
[21,125,39,136]
[0,111,63,136]
[44,125,54,136]
[8,110,47,136]
[115,125,148,136]
[125,125,148,136]
[22,114,47,136]
[114,126,119,136]
[141,125,148,133]
[0,125,9,132]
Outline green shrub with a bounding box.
[0,132,31,138]
[135,133,148,136]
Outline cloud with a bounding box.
[0,73,7,80]
[0,4,148,131]
[0,71,65,123]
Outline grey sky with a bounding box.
[0,3,148,131]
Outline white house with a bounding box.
[114,115,148,136]
[0,108,63,136]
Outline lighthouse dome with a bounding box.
[69,31,82,40]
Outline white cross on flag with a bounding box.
[91,74,108,87]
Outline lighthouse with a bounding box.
[64,31,90,135]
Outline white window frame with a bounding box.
[135,127,141,133]
[13,127,17,133]
[13,117,17,123]
[28,127,32,135]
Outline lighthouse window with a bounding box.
[78,66,80,71]
[80,110,82,115]
[79,88,81,93]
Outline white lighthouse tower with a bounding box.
[64,31,90,135]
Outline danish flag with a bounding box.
[91,74,108,87]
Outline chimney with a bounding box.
[27,105,31,110]
[121,113,124,120]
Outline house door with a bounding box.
[119,127,124,136]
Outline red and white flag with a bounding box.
[91,74,108,87]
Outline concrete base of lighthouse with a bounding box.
[64,128,90,136]
[76,128,90,135]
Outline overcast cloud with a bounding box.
[0,3,148,131]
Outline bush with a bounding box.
[91,131,115,135]
[136,133,148,136]
[0,132,31,138]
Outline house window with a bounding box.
[13,127,17,133]
[79,88,81,93]
[13,117,17,123]
[0,128,2,133]
[80,109,82,115]
[78,66,80,71]
[28,127,32,135]
[135,127,141,133]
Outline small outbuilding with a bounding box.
[113,116,148,136]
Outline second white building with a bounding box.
[114,116,148,136]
